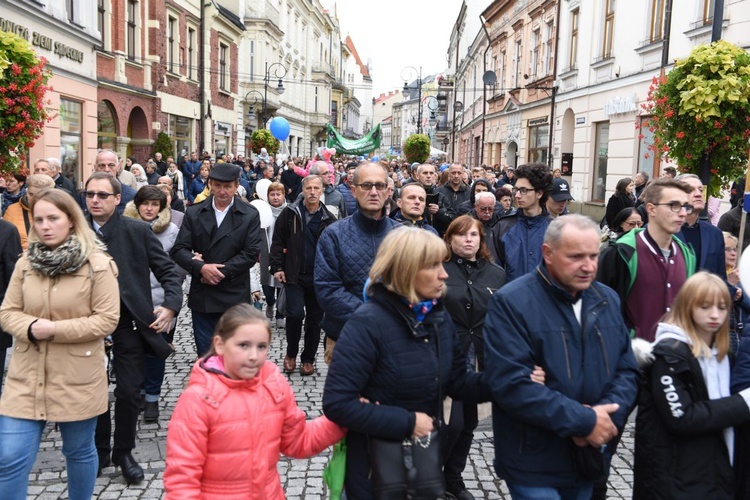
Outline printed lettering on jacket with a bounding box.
[660,375,685,418]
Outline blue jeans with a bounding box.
[0,415,98,500]
[507,482,594,500]
[192,311,222,357]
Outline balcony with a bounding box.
[245,1,281,32]
[312,60,335,80]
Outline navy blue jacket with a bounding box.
[492,211,553,281]
[314,210,400,340]
[676,219,727,278]
[322,284,488,499]
[484,264,639,487]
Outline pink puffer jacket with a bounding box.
[165,358,344,499]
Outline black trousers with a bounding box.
[95,309,146,458]
[284,273,323,364]
[442,399,479,484]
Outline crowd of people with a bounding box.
[0,148,749,500]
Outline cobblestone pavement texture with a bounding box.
[17,293,636,499]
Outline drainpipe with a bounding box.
[548,0,563,167]
[479,14,491,167]
[199,0,206,154]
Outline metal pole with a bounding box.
[711,0,725,42]
[660,0,674,68]
[263,62,268,126]
[417,67,422,134]
[737,153,750,250]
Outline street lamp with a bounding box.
[245,62,287,128]
[425,96,438,126]
[402,66,423,134]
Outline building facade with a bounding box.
[1,0,100,188]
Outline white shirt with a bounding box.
[212,196,234,228]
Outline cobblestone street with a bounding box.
[17,296,636,499]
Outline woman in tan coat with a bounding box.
[0,188,120,500]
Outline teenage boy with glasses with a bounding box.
[597,177,696,342]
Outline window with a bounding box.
[219,43,228,91]
[249,41,255,81]
[602,0,616,59]
[167,16,177,73]
[499,49,506,88]
[530,29,540,79]
[527,123,549,164]
[569,8,579,69]
[545,21,554,76]
[68,0,76,23]
[649,0,665,42]
[187,27,196,79]
[637,116,658,178]
[703,0,715,25]
[169,115,192,157]
[61,99,82,188]
[593,122,610,202]
[127,0,137,60]
[514,39,522,87]
[97,0,105,45]
[314,86,318,112]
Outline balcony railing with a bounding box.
[245,1,280,30]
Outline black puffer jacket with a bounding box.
[634,330,750,499]
[322,284,489,500]
[443,254,506,368]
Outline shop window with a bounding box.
[593,122,610,202]
[527,124,549,164]
[169,114,192,159]
[61,99,82,189]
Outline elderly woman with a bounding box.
[0,189,120,500]
[129,164,149,190]
[323,227,489,499]
[441,215,506,498]
[124,186,182,422]
[260,182,287,328]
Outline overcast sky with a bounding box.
[328,0,460,97]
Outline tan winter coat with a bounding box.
[0,249,120,421]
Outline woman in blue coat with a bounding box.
[187,161,210,204]
[322,227,489,499]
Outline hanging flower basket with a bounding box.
[639,40,750,197]
[0,30,51,173]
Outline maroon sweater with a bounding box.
[625,231,688,341]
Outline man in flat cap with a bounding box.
[171,163,262,356]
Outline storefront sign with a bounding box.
[528,116,549,126]
[0,17,84,63]
[604,94,638,116]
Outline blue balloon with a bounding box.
[269,117,290,141]
[371,156,379,162]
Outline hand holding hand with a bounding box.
[31,319,56,340]
[200,263,226,285]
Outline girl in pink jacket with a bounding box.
[165,304,345,499]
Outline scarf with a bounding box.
[407,298,438,323]
[1,189,24,215]
[27,235,88,277]
[270,202,286,219]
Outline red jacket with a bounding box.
[165,358,344,499]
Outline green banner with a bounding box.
[326,123,381,155]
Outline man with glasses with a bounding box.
[598,178,696,341]
[85,172,182,484]
[492,162,553,281]
[315,162,399,363]
[473,191,501,262]
[675,174,728,278]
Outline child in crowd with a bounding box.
[164,304,344,498]
[633,272,750,499]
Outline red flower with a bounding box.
[676,131,685,139]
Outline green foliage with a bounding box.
[250,129,280,155]
[153,131,174,159]
[641,40,750,196]
[0,31,51,173]
[403,134,431,164]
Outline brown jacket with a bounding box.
[0,249,120,421]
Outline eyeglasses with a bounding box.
[512,187,536,196]
[726,247,738,253]
[623,220,644,228]
[356,182,388,192]
[84,191,116,199]
[652,202,694,214]
[477,206,495,213]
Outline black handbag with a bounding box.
[367,326,446,499]
[368,429,444,499]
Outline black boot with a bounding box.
[143,401,159,423]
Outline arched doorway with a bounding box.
[560,108,575,175]
[506,141,518,168]
[127,107,150,160]
[97,100,118,151]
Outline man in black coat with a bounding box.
[415,163,455,235]
[0,220,21,398]
[171,163,262,357]
[85,172,182,484]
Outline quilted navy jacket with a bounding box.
[322,284,488,499]
[314,210,399,340]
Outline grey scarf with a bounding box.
[27,235,88,277]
